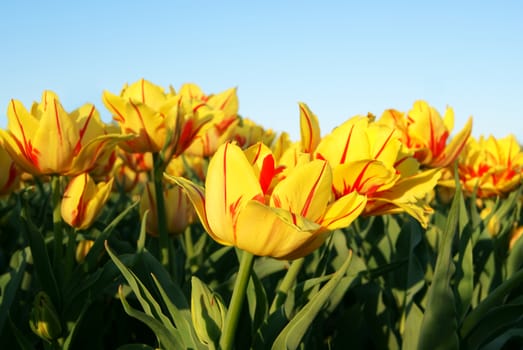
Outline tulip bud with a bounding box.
[29,292,62,342]
[191,276,227,346]
[139,182,195,236]
[76,239,95,264]
[61,173,113,230]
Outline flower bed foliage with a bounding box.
[0,79,522,349]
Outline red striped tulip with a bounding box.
[379,101,472,168]
[61,173,113,230]
[0,91,127,176]
[167,142,366,260]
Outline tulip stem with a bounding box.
[152,152,170,270]
[220,250,255,350]
[51,176,63,275]
[269,257,305,314]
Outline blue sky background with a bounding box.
[1,1,521,142]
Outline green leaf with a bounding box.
[105,242,185,347]
[190,276,227,349]
[246,270,268,335]
[464,303,523,349]
[461,265,523,339]
[271,251,353,350]
[118,286,182,349]
[455,191,474,321]
[0,250,27,333]
[150,273,204,350]
[82,200,139,272]
[21,209,61,309]
[417,185,462,350]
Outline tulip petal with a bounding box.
[31,96,77,173]
[315,116,369,165]
[321,191,367,230]
[270,160,331,222]
[164,174,228,245]
[124,79,167,110]
[431,116,472,168]
[332,160,397,198]
[205,143,263,245]
[299,102,321,154]
[235,200,324,259]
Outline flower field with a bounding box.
[0,79,522,349]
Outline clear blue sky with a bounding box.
[1,1,521,142]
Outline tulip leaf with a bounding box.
[118,286,182,349]
[151,273,204,350]
[82,200,139,272]
[271,251,353,350]
[21,209,61,309]
[8,317,34,350]
[0,250,26,333]
[461,266,523,339]
[416,185,462,350]
[463,302,523,350]
[507,231,523,277]
[246,270,268,335]
[105,242,187,347]
[455,192,474,321]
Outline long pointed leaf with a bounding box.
[271,251,353,350]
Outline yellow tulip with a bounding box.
[0,91,127,176]
[440,134,523,197]
[315,115,441,227]
[166,142,366,260]
[139,182,195,236]
[379,101,473,168]
[0,144,20,195]
[229,118,276,149]
[102,79,213,156]
[171,83,240,157]
[61,173,113,230]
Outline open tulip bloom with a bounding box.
[166,142,367,260]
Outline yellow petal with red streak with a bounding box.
[270,159,331,223]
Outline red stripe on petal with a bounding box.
[301,162,327,217]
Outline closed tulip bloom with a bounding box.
[61,173,113,230]
[0,91,127,176]
[102,79,212,156]
[167,142,366,260]
[440,134,523,198]
[139,182,195,236]
[379,101,472,168]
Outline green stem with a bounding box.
[220,250,255,350]
[184,226,197,273]
[269,257,305,314]
[152,152,170,269]
[64,228,76,281]
[51,176,63,272]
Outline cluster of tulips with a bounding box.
[1,79,522,349]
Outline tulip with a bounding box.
[61,173,113,230]
[0,144,20,195]
[102,79,213,157]
[167,142,366,260]
[0,91,127,176]
[379,100,473,168]
[439,134,523,198]
[75,239,95,264]
[315,114,441,228]
[139,181,195,236]
[29,292,62,342]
